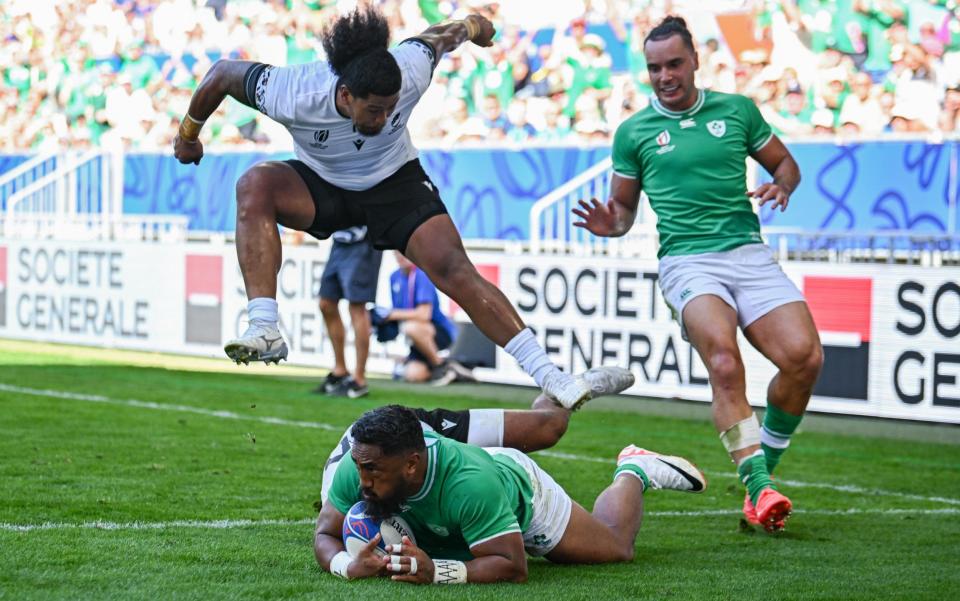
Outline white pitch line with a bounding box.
[4,383,958,507]
[1,518,315,533]
[5,508,960,533]
[0,383,340,431]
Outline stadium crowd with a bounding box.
[3,0,960,152]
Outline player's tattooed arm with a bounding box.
[174,60,262,165]
[413,14,495,57]
[186,60,262,120]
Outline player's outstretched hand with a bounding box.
[466,14,496,47]
[573,198,619,237]
[384,536,434,584]
[174,133,203,166]
[350,533,389,579]
[748,183,790,212]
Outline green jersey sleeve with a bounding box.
[742,95,774,153]
[611,119,641,179]
[451,473,522,548]
[326,454,361,515]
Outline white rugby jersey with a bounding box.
[253,40,435,191]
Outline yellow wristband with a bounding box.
[461,17,481,41]
[178,114,204,141]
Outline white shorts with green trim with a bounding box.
[659,243,805,341]
[483,447,572,557]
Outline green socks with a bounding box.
[614,464,650,492]
[738,450,776,505]
[761,404,804,475]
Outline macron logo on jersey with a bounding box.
[353,139,365,151]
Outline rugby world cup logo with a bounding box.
[310,129,329,149]
[185,254,222,344]
[656,130,671,146]
[804,276,872,400]
[0,246,6,328]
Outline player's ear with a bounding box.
[404,451,420,475]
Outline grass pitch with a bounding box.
[1,340,958,600]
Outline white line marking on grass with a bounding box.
[535,451,960,506]
[5,383,958,508]
[0,383,340,431]
[1,518,315,533]
[5,508,959,533]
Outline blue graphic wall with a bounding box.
[3,140,958,242]
[757,141,958,236]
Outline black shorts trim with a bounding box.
[412,408,471,443]
[284,158,448,252]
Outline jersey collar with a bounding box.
[407,439,438,502]
[650,88,706,119]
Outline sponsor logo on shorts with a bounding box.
[805,276,872,401]
[679,287,693,301]
[707,120,726,137]
[531,534,550,547]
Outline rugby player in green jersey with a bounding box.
[315,404,705,584]
[572,16,823,532]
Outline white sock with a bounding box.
[247,297,278,324]
[504,328,562,388]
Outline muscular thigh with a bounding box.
[743,300,821,368]
[240,161,317,230]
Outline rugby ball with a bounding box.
[342,501,416,558]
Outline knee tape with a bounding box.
[719,414,761,454]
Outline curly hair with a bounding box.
[351,405,426,457]
[322,7,401,98]
[644,15,695,53]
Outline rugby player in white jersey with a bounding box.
[172,7,628,410]
[315,404,705,584]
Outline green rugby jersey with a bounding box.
[328,432,534,561]
[612,90,772,258]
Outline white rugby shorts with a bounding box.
[483,447,572,557]
[658,243,805,340]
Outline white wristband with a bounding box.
[330,551,352,579]
[432,559,467,584]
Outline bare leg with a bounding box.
[319,297,348,377]
[234,162,316,299]
[683,295,758,464]
[744,301,824,416]
[501,398,570,453]
[403,215,524,346]
[546,476,643,564]
[347,301,371,387]
[401,321,442,367]
[404,360,431,382]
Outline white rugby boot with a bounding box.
[224,320,289,365]
[544,366,635,411]
[616,445,707,493]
